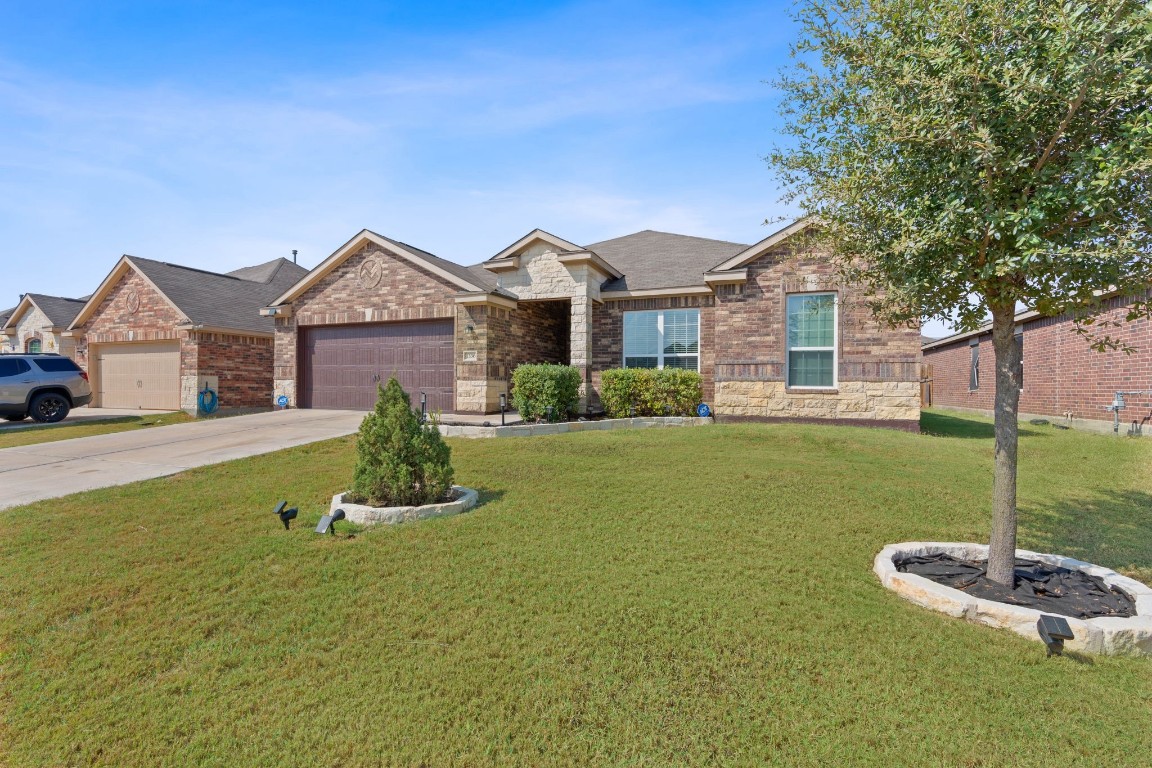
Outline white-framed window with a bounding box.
[786,293,837,388]
[623,309,699,371]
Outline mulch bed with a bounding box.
[897,553,1135,619]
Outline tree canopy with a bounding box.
[772,0,1152,336]
[771,0,1152,586]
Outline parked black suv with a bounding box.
[0,353,93,423]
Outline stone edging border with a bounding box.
[874,541,1152,656]
[437,416,713,439]
[331,485,479,526]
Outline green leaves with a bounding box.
[351,378,454,507]
[772,0,1152,330]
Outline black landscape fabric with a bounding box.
[897,554,1135,620]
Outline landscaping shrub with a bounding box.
[511,363,582,422]
[600,368,702,418]
[351,378,454,506]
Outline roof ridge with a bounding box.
[587,230,750,248]
[128,255,245,281]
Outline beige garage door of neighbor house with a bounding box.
[96,342,181,410]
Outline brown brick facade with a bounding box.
[591,295,717,402]
[274,241,462,407]
[75,267,276,412]
[273,232,921,425]
[923,293,1152,426]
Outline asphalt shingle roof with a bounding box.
[363,230,498,292]
[129,257,309,335]
[585,230,749,292]
[25,294,88,327]
[226,258,309,289]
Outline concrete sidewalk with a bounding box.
[0,409,366,511]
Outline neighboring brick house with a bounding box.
[66,255,308,412]
[1,294,87,357]
[922,292,1152,433]
[265,219,922,429]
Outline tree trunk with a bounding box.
[986,301,1023,586]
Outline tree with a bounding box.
[352,378,454,507]
[771,0,1152,585]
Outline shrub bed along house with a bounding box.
[351,378,454,507]
[599,368,703,419]
[510,363,582,422]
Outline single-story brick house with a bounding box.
[1,294,87,356]
[264,220,921,428]
[66,255,308,412]
[922,291,1152,433]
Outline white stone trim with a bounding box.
[875,541,1152,656]
[331,485,479,526]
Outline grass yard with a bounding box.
[0,411,193,450]
[2,410,1151,766]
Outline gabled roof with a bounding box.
[486,229,585,263]
[708,218,817,273]
[0,307,12,326]
[227,257,309,290]
[70,256,310,336]
[4,294,89,329]
[589,231,749,292]
[269,229,496,307]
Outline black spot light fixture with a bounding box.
[1037,614,1075,657]
[315,508,347,536]
[273,500,298,530]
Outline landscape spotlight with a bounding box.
[1037,614,1075,657]
[315,508,347,536]
[273,500,298,530]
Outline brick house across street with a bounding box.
[264,219,922,429]
[1,294,88,357]
[921,291,1152,434]
[65,255,308,412]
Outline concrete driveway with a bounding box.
[0,406,176,432]
[0,409,366,511]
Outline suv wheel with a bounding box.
[29,393,70,423]
[3,414,27,422]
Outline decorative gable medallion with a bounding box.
[358,257,383,289]
[125,290,141,314]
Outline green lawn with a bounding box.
[0,412,193,449]
[2,410,1151,766]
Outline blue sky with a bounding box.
[0,1,951,335]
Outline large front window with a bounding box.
[623,309,699,371]
[786,293,836,388]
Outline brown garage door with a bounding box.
[300,321,455,412]
[96,342,181,410]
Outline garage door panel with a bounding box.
[97,342,181,410]
[301,321,454,411]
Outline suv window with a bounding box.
[32,357,82,373]
[0,359,32,377]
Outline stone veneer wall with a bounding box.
[273,241,461,408]
[589,245,920,426]
[710,246,920,426]
[4,304,78,359]
[490,242,603,409]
